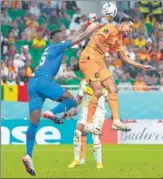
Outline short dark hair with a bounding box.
[120,17,135,24]
[50,30,62,39]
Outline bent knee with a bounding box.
[74,129,82,141]
[109,86,118,93]
[94,88,103,98]
[92,134,101,145]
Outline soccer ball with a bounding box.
[101,2,118,18]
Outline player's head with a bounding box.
[50,30,64,42]
[118,17,134,33]
[101,2,117,20]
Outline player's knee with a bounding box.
[94,89,103,98]
[77,123,84,132]
[29,110,41,125]
[92,134,101,145]
[110,85,118,93]
[73,129,82,142]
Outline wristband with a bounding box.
[105,52,110,57]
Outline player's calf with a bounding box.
[92,134,103,169]
[45,97,77,122]
[68,129,82,168]
[80,135,86,164]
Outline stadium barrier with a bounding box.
[1,84,162,103]
[2,119,163,145]
[2,91,163,119]
[2,91,163,145]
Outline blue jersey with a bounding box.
[35,40,72,78]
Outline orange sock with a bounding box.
[108,93,119,121]
[87,95,98,123]
[80,136,86,160]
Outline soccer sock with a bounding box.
[80,136,86,160]
[92,134,102,163]
[87,95,98,123]
[73,129,82,161]
[50,98,76,115]
[26,123,38,158]
[107,93,119,121]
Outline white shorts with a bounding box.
[77,108,105,131]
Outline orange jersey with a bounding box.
[81,24,124,61]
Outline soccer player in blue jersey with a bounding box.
[22,15,100,176]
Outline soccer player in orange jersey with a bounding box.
[79,17,153,131]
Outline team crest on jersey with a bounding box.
[103,29,109,34]
[95,72,99,78]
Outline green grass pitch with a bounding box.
[2,145,163,178]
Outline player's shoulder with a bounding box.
[100,23,117,34]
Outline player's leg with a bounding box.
[39,80,77,122]
[22,110,41,176]
[68,123,84,168]
[92,114,105,169]
[99,64,131,131]
[68,109,87,168]
[87,81,103,123]
[80,134,87,164]
[50,90,77,115]
[102,76,131,131]
[92,134,103,169]
[22,79,45,176]
[79,60,103,124]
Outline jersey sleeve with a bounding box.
[63,40,72,49]
[49,40,72,55]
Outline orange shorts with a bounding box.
[79,57,112,83]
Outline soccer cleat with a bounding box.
[112,120,131,132]
[96,162,103,169]
[80,159,85,165]
[43,111,64,124]
[68,160,80,168]
[22,155,36,176]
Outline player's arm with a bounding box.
[119,50,153,70]
[67,13,98,38]
[70,24,101,46]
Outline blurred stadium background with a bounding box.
[1,0,163,178]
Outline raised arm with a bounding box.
[70,23,101,46]
[68,13,98,38]
[119,50,153,70]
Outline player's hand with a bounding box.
[140,64,153,71]
[88,13,97,23]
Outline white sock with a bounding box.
[92,134,102,163]
[73,129,82,161]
